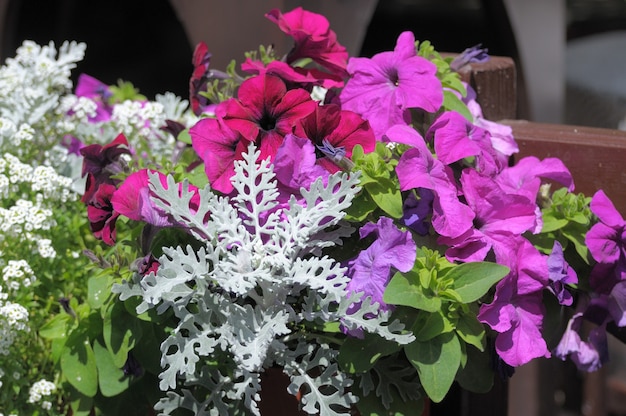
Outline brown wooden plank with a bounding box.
[506,119,626,214]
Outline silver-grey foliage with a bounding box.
[114,143,415,415]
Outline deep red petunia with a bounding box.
[216,74,317,162]
[83,175,119,246]
[265,7,349,77]
[80,133,130,202]
[295,104,375,172]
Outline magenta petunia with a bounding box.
[74,73,113,122]
[112,169,171,227]
[474,234,555,367]
[345,217,416,311]
[391,124,475,239]
[265,7,349,77]
[241,58,344,90]
[439,169,538,263]
[216,74,317,162]
[586,190,626,292]
[295,104,375,173]
[112,169,201,228]
[496,156,574,202]
[339,31,443,139]
[427,111,500,175]
[190,117,250,195]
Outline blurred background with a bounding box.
[3,0,626,128]
[3,0,626,415]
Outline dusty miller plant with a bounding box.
[113,143,415,415]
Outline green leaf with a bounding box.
[355,390,424,416]
[60,329,98,397]
[561,222,591,262]
[93,339,132,397]
[384,271,441,312]
[344,190,378,221]
[442,91,473,121]
[405,332,461,403]
[338,333,401,373]
[39,313,72,340]
[455,311,486,351]
[446,262,509,302]
[177,128,192,145]
[540,213,569,233]
[88,274,111,309]
[455,344,494,394]
[411,311,454,342]
[103,301,142,368]
[364,179,403,218]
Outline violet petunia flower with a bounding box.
[273,134,329,197]
[391,124,475,239]
[554,312,608,372]
[345,217,417,311]
[74,73,113,122]
[478,237,552,367]
[438,169,538,263]
[547,241,578,306]
[586,190,626,293]
[450,44,490,72]
[216,74,317,162]
[339,31,443,139]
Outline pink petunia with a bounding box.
[241,58,344,90]
[265,7,349,77]
[339,31,443,139]
[190,117,250,195]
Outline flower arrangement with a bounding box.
[1,6,625,416]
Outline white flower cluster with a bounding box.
[2,259,35,291]
[112,99,168,142]
[0,292,30,355]
[0,40,85,127]
[27,378,56,408]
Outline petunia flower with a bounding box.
[439,169,538,263]
[190,117,250,195]
[189,41,229,116]
[546,240,577,306]
[450,44,490,72]
[478,237,552,366]
[83,178,119,246]
[339,31,443,139]
[74,73,113,122]
[273,134,329,196]
[241,58,344,90]
[586,190,626,293]
[554,312,608,372]
[216,74,317,162]
[345,217,417,311]
[265,7,349,77]
[427,111,500,176]
[391,124,475,239]
[80,133,130,193]
[295,103,375,173]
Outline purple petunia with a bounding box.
[345,217,416,311]
[339,31,443,139]
[546,241,577,306]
